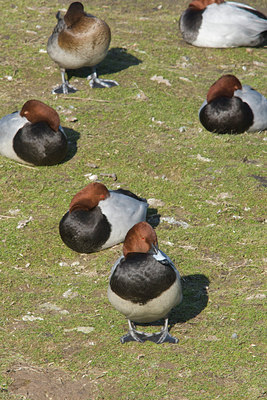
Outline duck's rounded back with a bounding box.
[179,1,267,48]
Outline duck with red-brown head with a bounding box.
[47,2,119,94]
[199,74,267,134]
[108,221,183,344]
[179,0,267,48]
[59,182,148,254]
[0,100,67,165]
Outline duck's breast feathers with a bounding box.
[0,112,28,161]
[59,206,112,253]
[12,121,68,165]
[48,14,111,69]
[235,86,267,132]
[58,15,111,52]
[98,191,148,249]
[179,4,205,44]
[185,2,267,47]
[109,253,178,305]
[199,96,253,134]
[108,252,182,323]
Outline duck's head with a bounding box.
[64,2,85,27]
[69,182,110,213]
[123,221,158,257]
[20,100,60,132]
[207,74,242,103]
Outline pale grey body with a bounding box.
[234,85,267,132]
[0,112,28,162]
[98,191,148,250]
[191,2,267,48]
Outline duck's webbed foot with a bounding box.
[120,320,149,343]
[120,319,178,344]
[52,82,77,94]
[147,319,179,344]
[52,69,77,94]
[87,70,119,89]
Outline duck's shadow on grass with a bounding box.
[146,209,160,229]
[66,47,142,81]
[137,274,210,329]
[170,274,210,326]
[60,127,80,164]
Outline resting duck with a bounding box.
[108,221,183,344]
[0,100,67,165]
[47,1,118,94]
[179,0,267,48]
[199,74,267,134]
[59,182,148,253]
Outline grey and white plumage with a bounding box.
[0,112,28,162]
[180,1,267,48]
[234,85,267,132]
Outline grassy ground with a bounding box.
[0,0,266,399]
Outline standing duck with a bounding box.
[199,74,267,134]
[47,2,118,94]
[179,0,267,48]
[108,221,183,344]
[0,100,67,165]
[59,182,148,253]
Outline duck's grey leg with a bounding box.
[147,319,179,344]
[87,67,119,89]
[120,320,147,343]
[52,68,77,94]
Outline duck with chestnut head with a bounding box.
[0,100,67,165]
[199,74,267,134]
[59,182,148,253]
[108,221,183,344]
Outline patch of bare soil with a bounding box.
[7,362,98,400]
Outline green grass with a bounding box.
[0,0,266,399]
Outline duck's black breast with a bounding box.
[59,207,111,253]
[110,253,177,305]
[199,96,254,134]
[179,8,204,44]
[13,122,68,165]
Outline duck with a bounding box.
[108,221,183,344]
[199,74,267,134]
[47,2,118,94]
[59,182,148,253]
[0,100,68,165]
[179,0,267,48]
